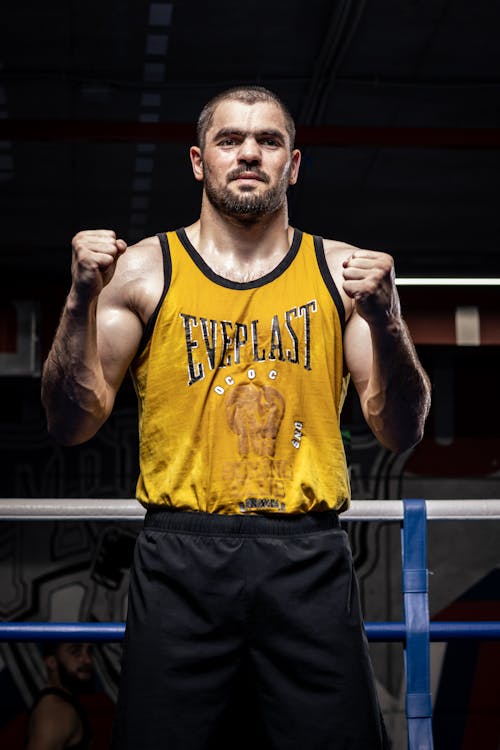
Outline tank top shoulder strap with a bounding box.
[133,231,174,359]
[310,234,346,331]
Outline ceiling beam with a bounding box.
[2,121,500,148]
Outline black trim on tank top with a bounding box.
[313,235,346,331]
[133,232,172,359]
[176,227,302,290]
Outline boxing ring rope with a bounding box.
[1,497,498,643]
[1,618,498,643]
[1,497,499,520]
[1,497,499,749]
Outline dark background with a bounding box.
[1,0,499,498]
[0,6,499,746]
[1,0,499,284]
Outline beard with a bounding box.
[203,166,290,222]
[58,661,94,694]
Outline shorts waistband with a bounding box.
[143,508,340,536]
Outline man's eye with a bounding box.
[262,138,278,147]
[219,138,235,146]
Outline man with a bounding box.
[41,86,431,749]
[26,642,93,750]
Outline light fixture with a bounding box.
[396,278,500,286]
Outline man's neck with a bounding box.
[48,676,71,695]
[185,199,294,283]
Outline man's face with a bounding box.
[191,99,301,222]
[51,643,94,693]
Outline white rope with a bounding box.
[0,498,499,520]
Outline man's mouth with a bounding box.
[77,668,93,678]
[228,168,269,184]
[236,173,262,181]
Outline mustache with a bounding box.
[226,167,270,184]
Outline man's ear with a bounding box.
[44,655,57,674]
[288,149,301,186]
[190,146,204,182]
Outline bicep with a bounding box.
[343,309,373,404]
[322,239,371,398]
[96,296,144,397]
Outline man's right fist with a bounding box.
[71,229,127,299]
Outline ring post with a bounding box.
[402,498,434,749]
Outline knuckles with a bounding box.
[71,230,118,251]
[70,230,126,292]
[71,230,125,261]
[72,229,116,243]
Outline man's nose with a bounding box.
[81,648,93,665]
[237,137,261,163]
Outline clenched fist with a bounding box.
[342,250,401,325]
[71,229,127,300]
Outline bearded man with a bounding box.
[26,642,93,750]
[42,86,430,749]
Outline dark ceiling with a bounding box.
[1,0,499,282]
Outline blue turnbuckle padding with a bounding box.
[406,692,433,718]
[403,568,428,593]
[402,498,434,750]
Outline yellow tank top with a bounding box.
[130,228,350,514]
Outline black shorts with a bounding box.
[111,509,390,750]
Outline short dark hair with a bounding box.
[40,641,93,658]
[40,641,63,658]
[197,85,296,151]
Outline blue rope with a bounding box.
[0,620,499,641]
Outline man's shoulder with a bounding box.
[319,237,359,278]
[31,688,80,725]
[296,228,358,260]
[312,236,357,319]
[99,233,164,323]
[28,689,82,746]
[124,233,162,260]
[321,237,359,261]
[111,234,162,284]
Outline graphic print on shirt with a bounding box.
[179,300,318,511]
[179,300,317,386]
[222,376,289,511]
[226,382,285,458]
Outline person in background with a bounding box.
[25,642,93,750]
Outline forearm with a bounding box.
[362,317,431,453]
[41,291,112,445]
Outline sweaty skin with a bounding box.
[41,99,430,453]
